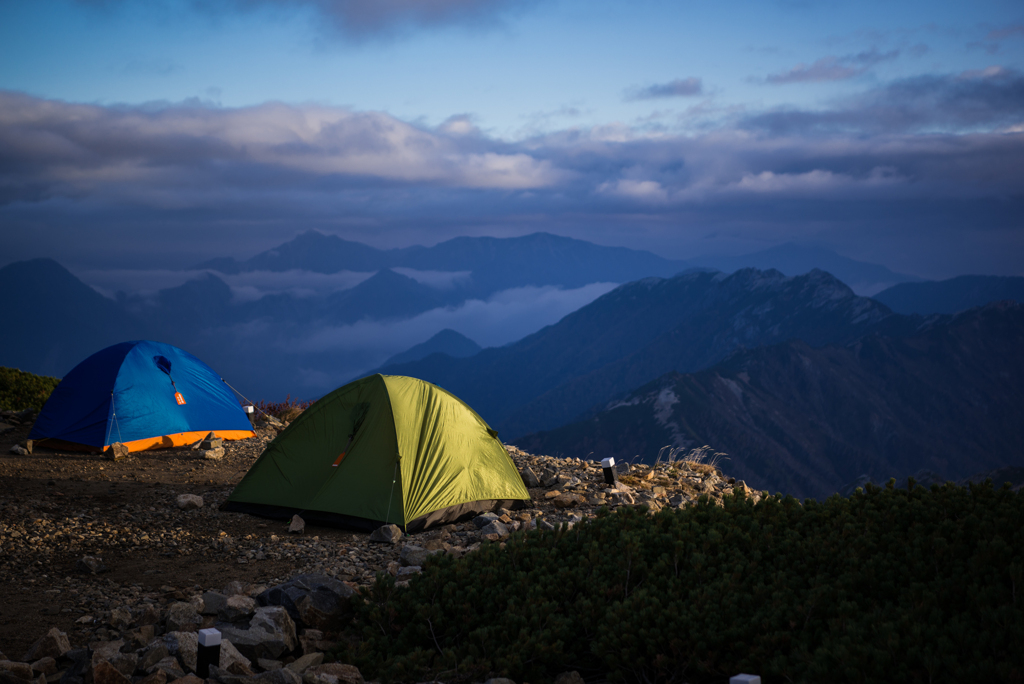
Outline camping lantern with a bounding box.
[602,457,618,486]
[244,405,255,424]
[197,628,221,677]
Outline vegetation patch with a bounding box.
[0,366,60,412]
[336,481,1023,683]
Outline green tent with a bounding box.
[222,374,530,532]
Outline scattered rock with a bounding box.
[477,521,508,538]
[8,445,28,456]
[106,443,129,462]
[285,653,323,675]
[520,467,541,488]
[218,606,297,661]
[162,631,198,672]
[399,545,441,568]
[22,628,71,662]
[0,661,33,679]
[201,447,225,461]
[165,602,203,633]
[201,591,228,616]
[29,658,56,676]
[555,671,585,684]
[220,595,257,623]
[368,525,402,544]
[288,515,305,534]
[175,494,204,510]
[91,661,130,684]
[471,513,499,529]
[257,575,355,631]
[553,493,584,509]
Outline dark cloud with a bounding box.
[71,0,536,37]
[1,83,1022,278]
[765,48,899,84]
[207,0,536,37]
[747,66,1024,133]
[625,77,703,100]
[970,23,1024,54]
[987,24,1024,42]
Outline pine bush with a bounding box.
[336,482,1024,683]
[0,366,60,412]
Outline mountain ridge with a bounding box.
[376,267,898,437]
[513,301,1024,500]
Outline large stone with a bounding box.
[0,661,33,679]
[175,495,203,511]
[165,603,202,633]
[107,443,129,462]
[219,640,251,672]
[471,513,499,529]
[59,648,90,684]
[73,557,108,575]
[200,448,224,461]
[138,645,169,673]
[107,607,132,631]
[173,676,203,684]
[285,654,323,675]
[89,642,136,679]
[553,493,584,509]
[163,631,198,673]
[304,663,363,684]
[91,662,129,684]
[288,515,305,534]
[22,628,71,662]
[477,521,508,538]
[145,657,185,681]
[220,595,257,623]
[136,604,160,627]
[201,592,228,616]
[218,606,297,661]
[399,545,442,568]
[257,575,355,631]
[367,525,402,544]
[520,467,541,488]
[29,658,56,676]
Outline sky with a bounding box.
[1,0,1023,280]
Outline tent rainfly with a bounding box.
[221,374,530,532]
[29,340,255,452]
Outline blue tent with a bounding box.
[30,340,255,452]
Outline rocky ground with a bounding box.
[0,410,764,683]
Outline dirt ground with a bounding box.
[0,423,360,660]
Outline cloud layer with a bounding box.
[2,65,1023,277]
[626,78,704,100]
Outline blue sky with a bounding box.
[1,0,1022,278]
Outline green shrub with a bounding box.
[336,482,1024,684]
[0,367,60,412]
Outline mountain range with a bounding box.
[513,301,1024,501]
[376,268,904,438]
[2,232,1021,505]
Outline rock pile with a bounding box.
[1,431,766,683]
[0,574,363,684]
